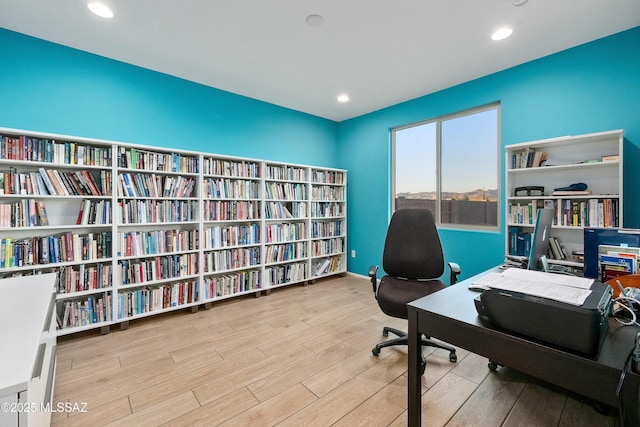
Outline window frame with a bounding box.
[391,103,501,231]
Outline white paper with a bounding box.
[500,268,594,289]
[471,268,594,305]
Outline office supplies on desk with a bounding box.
[471,268,594,305]
[468,283,491,292]
[469,271,502,290]
[504,254,528,269]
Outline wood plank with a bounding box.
[50,396,131,427]
[192,345,314,405]
[446,367,528,426]
[248,342,358,401]
[277,378,374,426]
[128,347,266,412]
[51,275,622,426]
[168,387,259,426]
[503,379,567,426]
[104,390,199,426]
[333,376,408,427]
[217,384,317,427]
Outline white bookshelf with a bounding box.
[263,162,310,289]
[505,129,623,270]
[309,167,347,279]
[0,127,347,335]
[115,144,201,324]
[201,155,263,301]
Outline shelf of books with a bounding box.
[0,129,116,335]
[309,168,347,279]
[505,129,623,271]
[0,126,347,335]
[116,144,200,323]
[263,162,310,289]
[201,155,263,301]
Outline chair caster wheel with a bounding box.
[488,362,498,371]
[420,363,426,375]
[449,353,457,363]
[382,330,389,337]
[372,347,380,356]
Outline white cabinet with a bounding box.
[0,273,57,427]
[505,130,623,270]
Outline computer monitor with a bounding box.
[528,208,555,271]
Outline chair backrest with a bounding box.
[382,209,445,280]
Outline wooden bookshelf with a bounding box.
[0,127,347,335]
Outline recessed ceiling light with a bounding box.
[88,2,114,19]
[491,27,513,41]
[306,14,324,27]
[337,94,350,103]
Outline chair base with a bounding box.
[372,326,457,375]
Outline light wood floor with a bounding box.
[51,274,620,426]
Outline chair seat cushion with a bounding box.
[377,276,446,319]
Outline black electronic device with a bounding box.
[528,208,554,272]
[475,281,613,356]
[514,186,545,196]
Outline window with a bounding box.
[393,104,500,229]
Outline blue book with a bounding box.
[510,226,521,255]
[600,254,635,273]
[524,232,532,258]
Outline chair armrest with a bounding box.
[369,265,379,294]
[448,262,461,285]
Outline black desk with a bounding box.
[407,270,640,426]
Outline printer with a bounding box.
[475,281,613,356]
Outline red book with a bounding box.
[81,170,101,195]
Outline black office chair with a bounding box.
[369,208,460,374]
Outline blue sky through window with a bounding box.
[395,107,498,195]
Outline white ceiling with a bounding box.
[1,0,639,122]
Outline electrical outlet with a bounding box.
[351,250,356,258]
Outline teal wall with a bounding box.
[2,26,639,282]
[339,26,640,280]
[0,29,338,165]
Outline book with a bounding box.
[38,168,57,195]
[36,201,49,226]
[600,254,635,273]
[601,154,620,162]
[598,244,640,282]
[29,199,37,226]
[552,190,593,196]
[81,170,102,195]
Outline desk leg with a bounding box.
[408,308,421,426]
